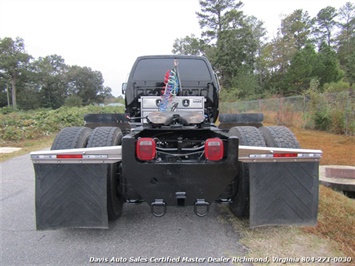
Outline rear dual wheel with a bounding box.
[228,126,300,219]
[259,126,300,148]
[228,126,265,218]
[51,126,123,221]
[87,127,123,221]
[51,127,92,150]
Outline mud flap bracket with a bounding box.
[248,162,319,227]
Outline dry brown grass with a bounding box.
[303,185,355,259]
[0,135,54,162]
[263,110,305,128]
[288,128,355,259]
[291,127,355,166]
[220,205,347,266]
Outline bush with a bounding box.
[313,109,331,131]
[323,81,350,93]
[64,95,83,107]
[0,105,125,142]
[0,106,17,114]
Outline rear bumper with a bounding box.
[121,136,239,206]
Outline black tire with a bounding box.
[87,127,123,221]
[228,126,265,219]
[229,163,250,218]
[87,126,123,147]
[228,126,266,147]
[259,126,300,148]
[51,127,92,150]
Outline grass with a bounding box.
[0,135,54,162]
[303,185,355,259]
[291,127,355,166]
[220,206,347,265]
[224,183,355,265]
[294,126,355,259]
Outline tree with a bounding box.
[0,73,9,107]
[66,66,111,105]
[196,0,243,43]
[313,6,338,47]
[0,37,32,108]
[32,55,68,109]
[315,43,344,86]
[246,15,268,89]
[284,44,319,94]
[264,10,313,95]
[172,34,205,55]
[336,2,355,83]
[195,1,262,89]
[280,9,313,50]
[215,12,258,87]
[345,50,355,86]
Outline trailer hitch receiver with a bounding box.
[194,199,210,217]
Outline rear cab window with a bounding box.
[132,58,212,82]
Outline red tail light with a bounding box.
[136,138,156,161]
[205,138,224,161]
[56,154,83,159]
[273,153,298,158]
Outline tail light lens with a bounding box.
[136,138,156,161]
[205,138,224,161]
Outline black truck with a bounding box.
[31,55,322,229]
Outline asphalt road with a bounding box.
[0,153,250,266]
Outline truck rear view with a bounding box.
[31,55,322,230]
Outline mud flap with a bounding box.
[248,162,319,227]
[34,164,109,230]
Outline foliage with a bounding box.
[173,1,354,99]
[0,105,124,142]
[0,37,32,109]
[32,55,68,109]
[0,106,17,114]
[316,43,344,86]
[172,34,205,55]
[220,85,354,135]
[0,37,114,110]
[192,0,265,89]
[280,9,313,50]
[195,0,243,42]
[67,65,112,105]
[344,50,355,85]
[64,95,83,107]
[284,44,319,94]
[323,81,350,92]
[304,84,353,134]
[312,6,338,47]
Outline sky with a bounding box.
[0,0,350,97]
